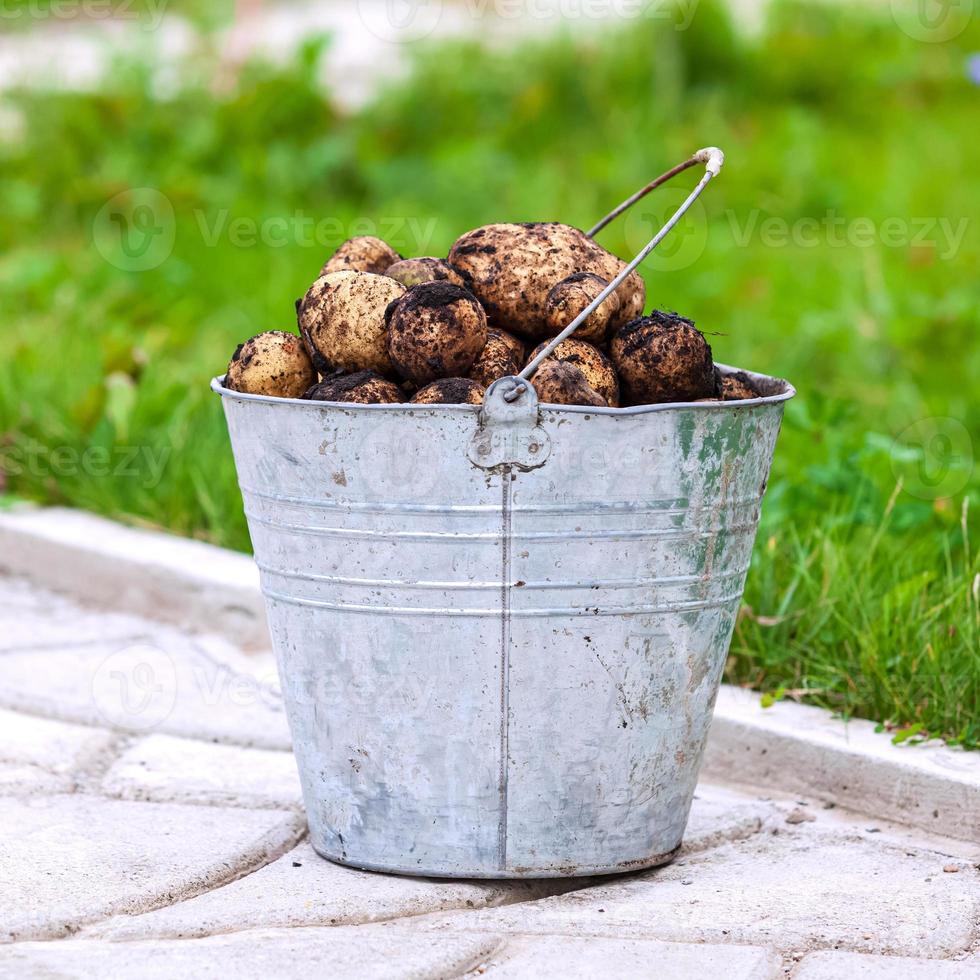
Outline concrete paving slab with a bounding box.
[413,828,980,957]
[0,576,49,610]
[0,628,289,749]
[0,763,73,795]
[0,580,150,652]
[476,934,783,978]
[0,707,115,780]
[706,686,980,843]
[793,950,980,979]
[0,926,500,980]
[681,783,772,853]
[0,795,304,941]
[84,839,581,941]
[85,785,771,942]
[102,733,302,809]
[0,508,269,650]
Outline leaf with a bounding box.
[891,723,924,745]
[761,685,786,709]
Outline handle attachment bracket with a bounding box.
[468,377,552,471]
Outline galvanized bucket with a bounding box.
[213,367,793,877]
[212,149,795,877]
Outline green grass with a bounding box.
[1,1,978,744]
[0,0,231,30]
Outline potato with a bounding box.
[610,311,715,405]
[492,328,526,363]
[225,331,315,398]
[298,271,405,377]
[385,257,465,289]
[719,370,760,401]
[410,378,486,405]
[320,236,400,276]
[303,371,402,404]
[544,273,620,345]
[468,328,524,387]
[386,281,488,386]
[448,222,644,340]
[527,338,620,407]
[530,361,607,408]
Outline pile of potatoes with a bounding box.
[224,227,762,407]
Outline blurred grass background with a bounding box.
[0,0,977,744]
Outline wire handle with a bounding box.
[504,147,724,404]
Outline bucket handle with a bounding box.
[500,147,725,405]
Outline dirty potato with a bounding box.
[410,378,486,405]
[448,222,645,341]
[544,273,621,345]
[386,281,488,386]
[298,271,405,377]
[303,371,402,404]
[528,338,620,407]
[492,328,526,363]
[385,257,465,289]
[468,328,524,387]
[610,311,715,405]
[225,330,315,398]
[719,369,761,401]
[530,360,607,408]
[320,236,400,276]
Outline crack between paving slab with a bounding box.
[0,632,154,656]
[76,848,614,945]
[101,791,305,812]
[24,800,783,947]
[72,732,135,794]
[10,813,308,945]
[71,797,776,943]
[438,937,509,979]
[0,731,131,790]
[375,918,898,956]
[89,835,770,944]
[0,699,290,752]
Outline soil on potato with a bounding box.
[386,282,487,385]
[719,370,761,400]
[532,361,607,407]
[449,222,644,340]
[411,377,485,404]
[614,311,714,404]
[303,370,400,404]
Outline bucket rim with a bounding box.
[210,362,796,415]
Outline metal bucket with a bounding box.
[212,365,794,877]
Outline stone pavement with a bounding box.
[0,573,977,978]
